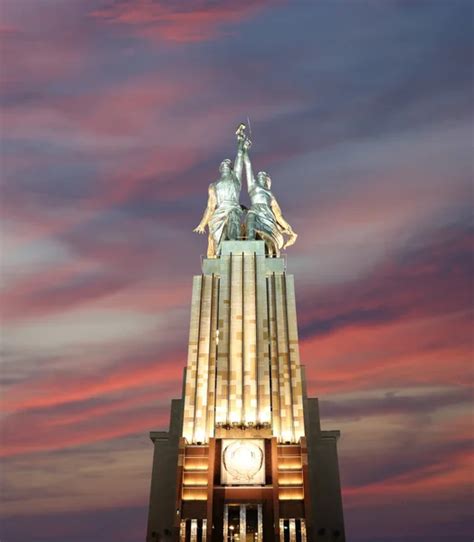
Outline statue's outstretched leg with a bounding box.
[246,212,256,240]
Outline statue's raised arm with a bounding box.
[233,123,246,187]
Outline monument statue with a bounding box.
[243,136,297,257]
[148,123,346,542]
[193,127,246,258]
[193,124,297,257]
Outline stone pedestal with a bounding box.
[146,241,345,541]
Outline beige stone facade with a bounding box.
[146,241,345,542]
[182,241,305,444]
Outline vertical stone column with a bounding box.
[279,520,285,542]
[223,504,229,539]
[215,255,230,425]
[256,254,271,425]
[182,276,202,442]
[182,274,219,443]
[274,272,295,442]
[206,278,219,438]
[289,519,297,542]
[301,521,307,542]
[193,274,213,443]
[229,253,243,423]
[257,505,263,542]
[271,437,280,540]
[179,520,186,542]
[240,504,246,540]
[190,519,197,542]
[267,274,281,438]
[243,253,257,424]
[206,438,216,542]
[284,274,305,441]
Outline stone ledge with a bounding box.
[320,430,341,440]
[149,431,170,443]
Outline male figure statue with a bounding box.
[193,135,245,258]
[243,146,297,257]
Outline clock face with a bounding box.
[221,439,265,485]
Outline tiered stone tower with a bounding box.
[146,241,345,541]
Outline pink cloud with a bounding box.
[1,407,170,457]
[91,0,275,43]
[343,447,473,504]
[0,22,88,90]
[2,70,217,251]
[42,390,159,429]
[301,311,472,395]
[3,356,183,414]
[2,244,188,323]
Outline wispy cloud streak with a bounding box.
[1,1,472,541]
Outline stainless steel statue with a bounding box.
[194,124,297,257]
[243,139,297,257]
[193,128,245,258]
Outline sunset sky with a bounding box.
[1,1,473,541]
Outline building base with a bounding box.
[146,392,345,542]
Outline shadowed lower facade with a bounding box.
[146,240,345,541]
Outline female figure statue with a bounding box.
[243,146,297,257]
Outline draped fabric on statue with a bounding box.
[247,203,284,252]
[208,203,242,248]
[208,176,242,251]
